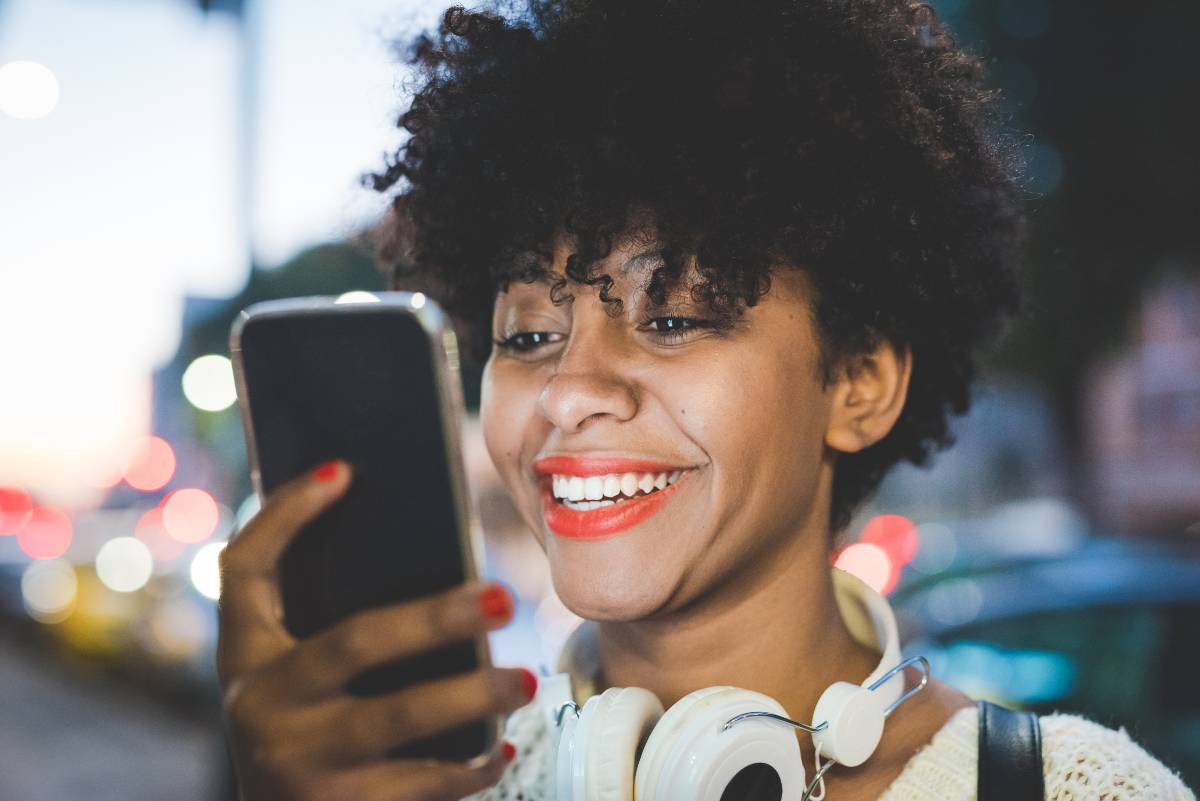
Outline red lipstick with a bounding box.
[533,454,697,540]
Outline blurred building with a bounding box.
[1085,268,1200,536]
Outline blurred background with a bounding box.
[1,0,1197,798]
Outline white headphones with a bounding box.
[538,568,930,801]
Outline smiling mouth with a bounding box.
[550,469,689,510]
[539,468,698,539]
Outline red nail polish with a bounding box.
[502,740,516,763]
[313,461,339,481]
[518,668,538,700]
[479,584,513,620]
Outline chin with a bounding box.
[548,553,677,622]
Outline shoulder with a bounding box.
[879,705,1196,801]
[1038,711,1196,801]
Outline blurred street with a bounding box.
[0,628,228,801]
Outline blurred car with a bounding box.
[892,532,1200,791]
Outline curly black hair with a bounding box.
[366,0,1028,534]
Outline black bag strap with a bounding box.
[977,699,1045,801]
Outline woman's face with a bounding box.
[480,237,838,621]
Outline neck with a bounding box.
[587,501,882,768]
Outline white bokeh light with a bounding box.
[96,536,154,593]
[182,354,237,412]
[0,60,60,120]
[21,558,77,622]
[190,540,227,600]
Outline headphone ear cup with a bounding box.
[634,685,731,801]
[635,687,805,801]
[811,681,887,767]
[585,687,665,801]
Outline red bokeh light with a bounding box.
[17,506,73,560]
[859,514,919,568]
[834,542,898,594]
[161,488,219,543]
[0,486,34,536]
[123,436,176,491]
[135,507,186,561]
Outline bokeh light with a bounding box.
[95,536,154,593]
[161,488,220,543]
[81,454,127,489]
[834,542,897,594]
[17,506,73,560]
[123,435,176,491]
[21,559,77,623]
[334,291,380,304]
[190,541,226,600]
[135,507,186,562]
[147,596,213,660]
[859,514,919,568]
[0,485,34,535]
[0,60,60,120]
[910,523,958,575]
[235,493,261,530]
[1025,140,1065,195]
[182,354,237,412]
[925,577,984,626]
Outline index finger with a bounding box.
[217,459,354,682]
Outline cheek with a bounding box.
[479,359,538,481]
[479,360,511,471]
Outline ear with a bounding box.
[824,340,913,454]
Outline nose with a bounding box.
[537,317,639,433]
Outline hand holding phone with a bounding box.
[216,461,530,800]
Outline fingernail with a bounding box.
[313,460,340,482]
[518,667,538,700]
[502,740,516,763]
[478,583,514,620]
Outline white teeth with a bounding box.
[584,476,604,500]
[550,469,691,502]
[563,498,617,511]
[567,476,585,501]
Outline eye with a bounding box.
[642,316,714,345]
[492,316,716,354]
[493,331,563,353]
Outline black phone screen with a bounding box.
[233,302,491,761]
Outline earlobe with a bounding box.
[823,341,913,454]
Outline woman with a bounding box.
[217,1,1196,799]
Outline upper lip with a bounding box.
[532,454,697,478]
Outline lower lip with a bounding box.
[541,470,695,540]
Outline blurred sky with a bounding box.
[0,0,441,504]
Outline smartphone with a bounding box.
[229,292,498,763]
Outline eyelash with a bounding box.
[493,316,714,353]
